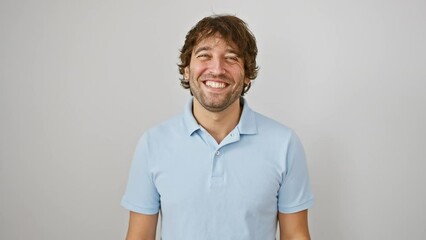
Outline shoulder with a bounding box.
[250,110,305,153]
[150,114,185,134]
[138,113,186,144]
[253,111,295,139]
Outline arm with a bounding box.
[278,210,311,240]
[125,211,159,240]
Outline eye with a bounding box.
[225,55,240,63]
[196,53,211,60]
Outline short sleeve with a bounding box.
[121,133,160,214]
[278,131,314,213]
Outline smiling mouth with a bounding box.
[204,80,227,89]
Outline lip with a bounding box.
[200,74,230,83]
[202,80,229,92]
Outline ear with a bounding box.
[184,67,190,80]
[244,77,251,85]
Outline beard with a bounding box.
[188,72,245,113]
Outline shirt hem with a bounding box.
[278,198,315,214]
[121,198,159,215]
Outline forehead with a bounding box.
[193,35,239,53]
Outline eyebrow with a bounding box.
[193,46,241,57]
[194,46,212,55]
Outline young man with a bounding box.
[122,15,314,240]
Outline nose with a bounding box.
[208,57,226,75]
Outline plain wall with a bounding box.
[1,0,425,239]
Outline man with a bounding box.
[122,15,314,240]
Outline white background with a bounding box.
[1,0,425,239]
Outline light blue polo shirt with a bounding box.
[121,98,314,240]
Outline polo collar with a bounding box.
[237,98,257,135]
[183,97,258,136]
[183,98,201,135]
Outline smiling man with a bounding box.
[122,15,314,240]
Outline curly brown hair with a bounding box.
[178,15,259,96]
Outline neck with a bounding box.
[193,98,242,144]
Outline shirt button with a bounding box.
[215,151,220,156]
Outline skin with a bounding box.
[125,211,158,240]
[125,34,311,240]
[279,210,311,240]
[184,35,250,143]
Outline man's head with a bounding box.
[178,15,259,96]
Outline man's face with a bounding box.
[184,35,250,113]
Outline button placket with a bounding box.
[211,148,224,184]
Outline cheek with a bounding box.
[232,68,246,81]
[188,65,202,77]
[192,67,213,81]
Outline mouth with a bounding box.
[204,80,228,89]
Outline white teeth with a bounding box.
[205,81,226,89]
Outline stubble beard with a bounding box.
[189,72,244,113]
